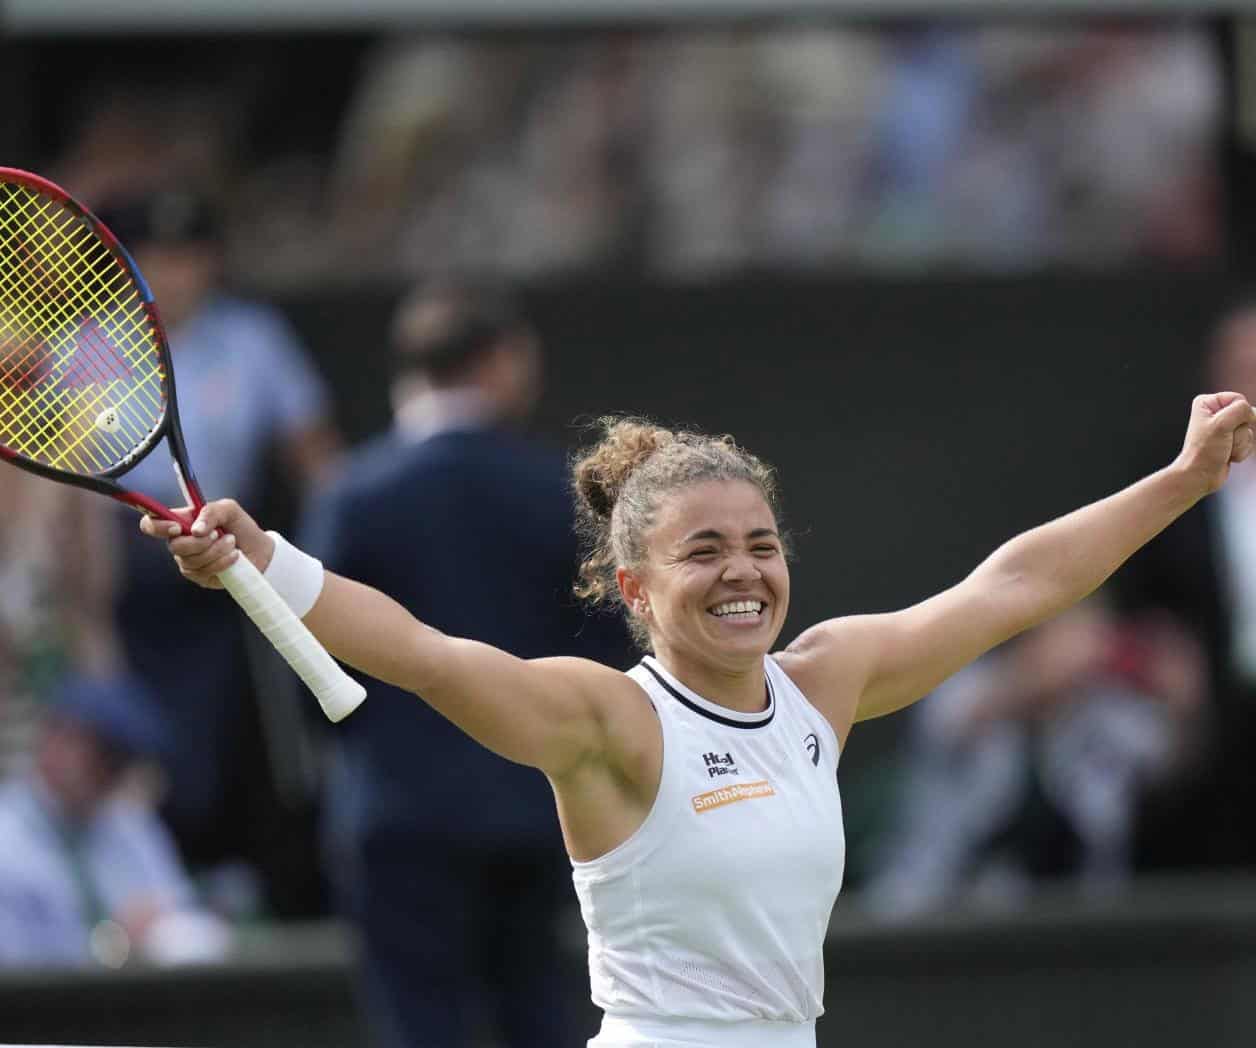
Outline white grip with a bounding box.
[216,554,366,722]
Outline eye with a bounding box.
[752,544,779,557]
[687,548,718,560]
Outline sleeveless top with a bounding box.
[571,654,846,1035]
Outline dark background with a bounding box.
[4,11,1256,1048]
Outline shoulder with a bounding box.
[541,655,652,723]
[299,434,406,546]
[775,618,877,746]
[431,429,574,513]
[329,433,412,493]
[542,656,662,819]
[545,656,656,752]
[448,428,568,476]
[202,295,290,332]
[197,297,312,363]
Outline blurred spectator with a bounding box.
[90,185,344,915]
[0,471,121,777]
[642,30,766,276]
[50,86,239,217]
[1117,302,1256,871]
[304,21,1220,286]
[861,599,1204,918]
[326,35,646,284]
[0,672,229,968]
[23,22,1213,283]
[300,280,632,1048]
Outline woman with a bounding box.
[143,393,1254,1048]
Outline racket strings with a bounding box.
[0,194,157,438]
[0,198,157,409]
[0,183,165,475]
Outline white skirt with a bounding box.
[589,1013,817,1048]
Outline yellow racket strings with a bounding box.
[0,183,165,476]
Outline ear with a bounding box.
[616,566,647,616]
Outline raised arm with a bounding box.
[782,393,1256,745]
[139,501,632,779]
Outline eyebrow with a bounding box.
[681,527,780,543]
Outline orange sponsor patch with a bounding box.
[691,779,776,813]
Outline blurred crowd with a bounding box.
[0,13,1247,1048]
[42,20,1221,289]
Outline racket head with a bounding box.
[0,167,200,521]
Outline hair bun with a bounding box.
[572,417,673,521]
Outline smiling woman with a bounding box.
[139,393,1256,1048]
[571,417,791,699]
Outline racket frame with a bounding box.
[0,165,205,525]
[0,167,365,722]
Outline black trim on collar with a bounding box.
[640,661,775,730]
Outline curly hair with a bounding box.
[570,416,783,649]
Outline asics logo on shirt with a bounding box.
[804,733,820,766]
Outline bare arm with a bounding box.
[139,502,628,779]
[785,393,1256,743]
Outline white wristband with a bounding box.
[263,531,325,619]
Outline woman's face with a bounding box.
[621,478,790,673]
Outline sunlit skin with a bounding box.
[617,479,790,713]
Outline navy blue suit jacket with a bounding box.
[300,425,632,854]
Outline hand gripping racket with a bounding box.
[0,168,365,722]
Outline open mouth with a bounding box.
[708,600,766,623]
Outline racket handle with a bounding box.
[216,555,366,722]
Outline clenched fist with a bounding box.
[1175,392,1256,498]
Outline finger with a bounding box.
[1233,424,1256,463]
[172,556,227,589]
[1213,395,1255,431]
[190,499,243,539]
[1203,390,1249,414]
[167,533,222,559]
[174,531,235,572]
[174,548,238,586]
[139,515,182,539]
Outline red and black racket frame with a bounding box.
[0,166,206,529]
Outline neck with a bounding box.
[649,646,768,713]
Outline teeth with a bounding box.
[711,600,764,617]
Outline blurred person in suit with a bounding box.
[861,598,1205,917]
[299,280,632,1048]
[90,186,344,915]
[1118,301,1256,872]
[0,671,229,967]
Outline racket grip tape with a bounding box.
[216,555,366,722]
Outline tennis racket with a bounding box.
[0,167,365,722]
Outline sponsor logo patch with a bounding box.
[702,751,739,777]
[691,779,775,813]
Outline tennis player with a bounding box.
[143,392,1254,1048]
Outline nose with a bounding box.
[722,552,762,584]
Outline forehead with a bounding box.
[650,479,776,542]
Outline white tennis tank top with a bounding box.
[571,654,845,1046]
